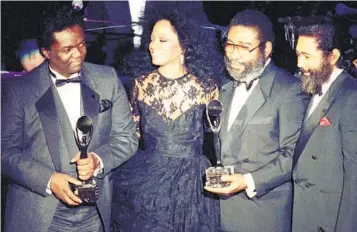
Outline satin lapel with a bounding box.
[232,84,266,138]
[293,72,348,167]
[35,87,62,171]
[230,63,276,138]
[219,81,235,142]
[303,72,348,132]
[81,83,99,119]
[80,66,100,139]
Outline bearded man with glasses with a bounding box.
[205,10,309,232]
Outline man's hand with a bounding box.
[71,152,100,181]
[50,173,82,205]
[204,173,248,195]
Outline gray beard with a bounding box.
[298,72,320,96]
[225,56,265,83]
[297,61,334,96]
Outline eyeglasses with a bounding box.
[225,40,266,55]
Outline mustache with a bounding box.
[297,68,309,74]
[225,59,244,68]
[226,58,243,65]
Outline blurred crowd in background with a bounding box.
[2,1,357,80]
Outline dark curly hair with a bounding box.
[228,9,275,45]
[297,23,341,52]
[124,8,223,85]
[38,4,84,50]
[297,22,348,68]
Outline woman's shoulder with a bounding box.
[135,70,158,82]
[190,73,218,90]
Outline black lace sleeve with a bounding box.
[130,78,141,138]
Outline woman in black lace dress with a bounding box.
[111,9,222,232]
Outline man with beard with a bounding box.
[292,22,357,232]
[204,10,309,232]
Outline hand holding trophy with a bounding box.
[205,100,234,188]
[72,116,99,205]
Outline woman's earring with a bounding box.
[180,55,184,65]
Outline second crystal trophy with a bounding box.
[205,100,234,188]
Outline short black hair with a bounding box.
[297,23,341,52]
[38,4,84,50]
[228,9,275,44]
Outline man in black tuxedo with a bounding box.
[292,21,357,232]
[205,10,308,232]
[1,6,138,232]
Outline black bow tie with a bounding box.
[233,77,258,91]
[55,76,82,87]
[313,85,323,96]
[49,68,82,87]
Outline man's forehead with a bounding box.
[52,25,84,46]
[296,35,320,52]
[227,25,260,43]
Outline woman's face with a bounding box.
[149,19,183,67]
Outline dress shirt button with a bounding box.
[243,158,249,162]
[312,155,317,160]
[305,183,312,188]
[294,179,299,184]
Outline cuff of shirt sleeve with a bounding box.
[244,173,257,198]
[46,175,53,195]
[92,152,104,177]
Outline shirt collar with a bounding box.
[49,65,80,80]
[321,67,343,94]
[264,58,271,69]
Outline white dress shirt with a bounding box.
[46,67,103,194]
[306,68,344,119]
[227,59,271,198]
[50,68,81,131]
[227,79,259,131]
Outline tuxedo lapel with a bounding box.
[80,66,100,152]
[219,81,237,158]
[293,72,348,167]
[36,87,62,172]
[303,73,347,129]
[303,95,330,131]
[227,62,276,138]
[80,66,100,126]
[232,84,266,138]
[220,81,235,140]
[34,63,100,171]
[81,83,99,119]
[220,63,276,156]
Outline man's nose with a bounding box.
[230,48,242,59]
[297,56,304,69]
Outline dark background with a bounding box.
[1,1,357,229]
[2,1,357,74]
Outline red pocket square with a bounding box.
[319,116,331,126]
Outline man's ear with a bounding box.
[330,48,341,66]
[41,48,50,59]
[264,41,273,59]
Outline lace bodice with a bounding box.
[131,70,219,136]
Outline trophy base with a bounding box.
[70,179,98,205]
[205,166,234,188]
